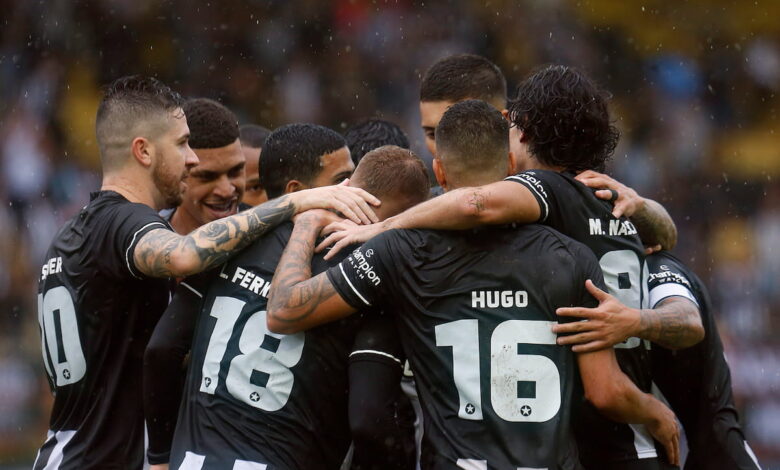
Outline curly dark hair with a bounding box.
[344,119,410,165]
[508,65,619,172]
[183,98,239,149]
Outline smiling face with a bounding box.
[177,138,246,227]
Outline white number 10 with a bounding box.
[436,319,560,423]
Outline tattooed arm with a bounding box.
[267,210,358,334]
[134,184,381,278]
[575,170,677,250]
[318,179,541,260]
[553,280,704,351]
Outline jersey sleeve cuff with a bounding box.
[125,222,169,279]
[147,450,171,465]
[326,265,372,309]
[648,283,699,309]
[349,349,404,368]
[504,173,549,222]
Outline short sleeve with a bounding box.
[504,170,556,222]
[645,254,699,309]
[350,314,404,369]
[112,203,171,279]
[326,232,396,310]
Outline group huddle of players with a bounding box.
[33,54,763,470]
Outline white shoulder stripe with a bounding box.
[179,281,203,298]
[125,221,168,279]
[505,175,550,222]
[339,263,371,306]
[350,349,402,364]
[648,283,698,309]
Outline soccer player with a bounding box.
[646,252,761,470]
[344,118,410,164]
[33,76,379,470]
[318,66,699,470]
[167,143,430,469]
[239,124,271,206]
[419,53,507,158]
[266,99,679,469]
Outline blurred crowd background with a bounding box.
[1,0,779,466]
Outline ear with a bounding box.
[501,109,510,121]
[131,137,153,168]
[432,158,448,191]
[285,180,308,194]
[507,151,518,176]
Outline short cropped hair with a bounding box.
[435,99,509,179]
[183,98,239,149]
[351,145,429,205]
[239,124,271,149]
[261,124,347,199]
[95,75,184,167]
[508,65,619,172]
[420,54,507,108]
[344,119,410,164]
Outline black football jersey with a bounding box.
[169,222,360,470]
[328,225,607,470]
[506,170,658,464]
[646,252,761,470]
[34,191,172,470]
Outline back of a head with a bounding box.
[508,65,619,172]
[95,75,184,170]
[435,99,509,188]
[420,53,507,109]
[183,98,239,149]
[261,123,346,199]
[350,145,430,216]
[344,119,410,165]
[239,124,271,149]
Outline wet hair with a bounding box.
[95,75,184,167]
[508,65,619,172]
[261,123,346,199]
[435,99,509,180]
[183,98,239,149]
[344,119,410,164]
[351,145,429,205]
[239,124,271,149]
[420,53,507,108]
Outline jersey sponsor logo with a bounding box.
[40,257,63,281]
[228,267,271,297]
[515,172,549,200]
[587,218,638,237]
[471,290,528,309]
[647,269,692,289]
[349,248,381,286]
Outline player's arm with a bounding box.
[319,179,540,259]
[575,170,677,250]
[134,184,381,278]
[577,348,680,466]
[553,281,704,351]
[267,210,360,334]
[143,277,205,465]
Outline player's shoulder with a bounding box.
[646,251,696,288]
[527,224,597,262]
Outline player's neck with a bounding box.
[101,173,157,209]
[169,208,201,235]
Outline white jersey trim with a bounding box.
[339,263,371,306]
[505,174,550,222]
[125,222,167,279]
[179,281,204,298]
[628,423,659,459]
[35,429,77,470]
[350,349,402,364]
[648,283,698,309]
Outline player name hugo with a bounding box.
[472,290,528,308]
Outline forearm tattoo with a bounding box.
[638,297,703,349]
[268,217,339,323]
[631,199,678,249]
[135,195,295,277]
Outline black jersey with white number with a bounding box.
[34,191,172,470]
[169,222,360,470]
[646,252,761,470]
[506,170,658,464]
[328,225,607,470]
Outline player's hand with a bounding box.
[575,170,644,218]
[316,221,386,260]
[293,209,345,233]
[646,401,681,466]
[288,180,381,225]
[150,465,169,470]
[552,280,641,352]
[644,244,662,255]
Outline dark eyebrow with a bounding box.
[191,169,218,179]
[229,162,246,173]
[333,171,353,182]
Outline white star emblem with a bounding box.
[465,403,475,414]
[520,405,532,416]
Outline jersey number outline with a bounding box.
[37,286,86,386]
[599,249,645,349]
[199,296,304,411]
[435,319,560,423]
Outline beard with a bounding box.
[152,157,186,209]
